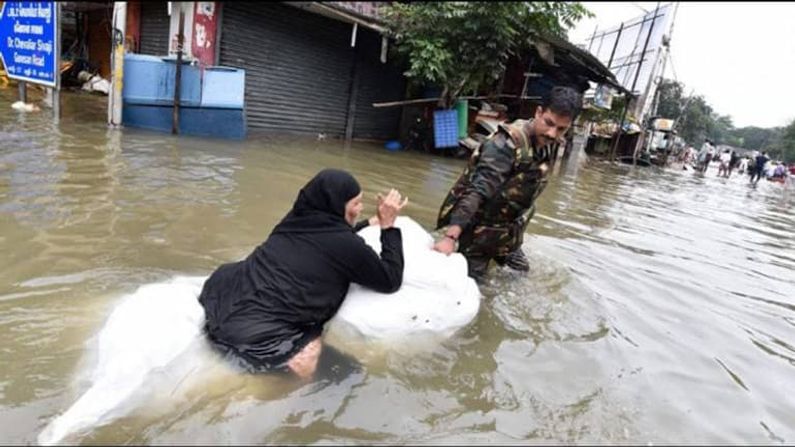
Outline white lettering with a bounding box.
[18,6,37,18]
[14,37,36,51]
[195,23,207,48]
[37,40,53,54]
[14,52,32,65]
[32,54,45,67]
[14,21,31,34]
[12,22,45,35]
[37,4,52,23]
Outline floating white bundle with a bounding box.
[39,217,480,445]
[328,216,481,339]
[38,276,207,446]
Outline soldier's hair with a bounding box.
[542,86,583,120]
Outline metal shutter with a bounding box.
[219,3,355,136]
[139,2,170,56]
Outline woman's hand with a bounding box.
[376,189,408,229]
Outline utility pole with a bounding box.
[108,2,127,128]
[52,2,61,123]
[18,82,27,104]
[638,35,670,160]
[172,8,185,135]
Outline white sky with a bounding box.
[568,2,795,129]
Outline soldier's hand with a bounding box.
[433,237,456,255]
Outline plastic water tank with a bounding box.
[122,54,201,106]
[200,66,245,109]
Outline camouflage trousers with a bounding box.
[465,249,530,282]
[458,208,534,281]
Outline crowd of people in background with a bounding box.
[675,138,793,187]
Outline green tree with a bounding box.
[382,2,592,108]
[676,95,712,145]
[728,126,782,152]
[708,114,734,145]
[655,80,715,144]
[655,79,685,120]
[776,119,795,162]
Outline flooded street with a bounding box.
[1,89,794,445]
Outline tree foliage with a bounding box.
[382,2,592,108]
[655,79,684,120]
[655,79,719,144]
[773,119,795,162]
[730,126,780,151]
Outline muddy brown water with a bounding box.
[1,89,794,444]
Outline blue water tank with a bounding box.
[122,104,246,139]
[200,66,245,109]
[123,54,201,106]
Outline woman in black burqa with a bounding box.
[199,169,407,379]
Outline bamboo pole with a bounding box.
[372,94,541,109]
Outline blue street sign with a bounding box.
[0,2,59,88]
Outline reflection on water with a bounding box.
[1,89,794,444]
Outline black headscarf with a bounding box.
[272,169,362,234]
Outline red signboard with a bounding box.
[192,2,217,66]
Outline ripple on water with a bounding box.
[2,88,795,444]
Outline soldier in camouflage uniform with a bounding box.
[433,87,583,281]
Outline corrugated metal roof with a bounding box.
[532,33,630,95]
[283,2,386,33]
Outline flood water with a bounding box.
[1,88,794,445]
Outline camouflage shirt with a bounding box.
[437,119,553,231]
